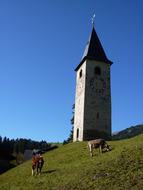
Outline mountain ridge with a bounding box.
[112,124,143,140]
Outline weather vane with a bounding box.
[91,14,95,27]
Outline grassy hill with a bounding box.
[0,135,143,190]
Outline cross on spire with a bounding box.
[91,14,95,27]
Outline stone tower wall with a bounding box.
[73,59,111,141]
[73,63,86,141]
[83,60,111,140]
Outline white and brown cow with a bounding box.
[32,154,44,176]
[88,139,111,156]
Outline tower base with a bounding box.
[83,129,111,141]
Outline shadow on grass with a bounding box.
[42,169,57,174]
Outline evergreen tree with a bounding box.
[63,104,74,144]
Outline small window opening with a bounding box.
[79,69,82,78]
[94,67,101,75]
[97,112,99,119]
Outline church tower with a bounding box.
[73,24,113,142]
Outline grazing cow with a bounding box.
[88,139,111,156]
[32,153,44,176]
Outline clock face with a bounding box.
[88,76,107,97]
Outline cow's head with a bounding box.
[104,144,112,152]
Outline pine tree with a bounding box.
[63,104,74,144]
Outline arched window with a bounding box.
[94,67,101,75]
[76,128,79,140]
[79,69,82,78]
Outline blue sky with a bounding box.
[0,0,143,142]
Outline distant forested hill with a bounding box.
[0,137,51,174]
[112,124,143,140]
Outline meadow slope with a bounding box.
[0,134,143,190]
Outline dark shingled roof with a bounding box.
[75,27,112,71]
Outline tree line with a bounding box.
[0,136,51,160]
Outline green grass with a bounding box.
[0,134,143,190]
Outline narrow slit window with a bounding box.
[97,112,99,119]
[77,128,79,140]
[79,69,82,78]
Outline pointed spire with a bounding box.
[75,24,112,71]
[82,26,112,62]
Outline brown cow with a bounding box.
[32,153,44,176]
[88,139,111,156]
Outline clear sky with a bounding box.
[0,0,143,142]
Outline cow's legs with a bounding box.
[90,145,93,156]
[32,165,36,176]
[88,143,93,156]
[99,145,102,153]
[38,165,41,175]
[36,163,39,175]
[32,169,34,176]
